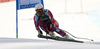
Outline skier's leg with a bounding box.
[49,25,73,39]
[38,20,50,34]
[49,19,66,37]
[54,19,59,28]
[55,28,73,39]
[49,24,66,37]
[55,28,66,37]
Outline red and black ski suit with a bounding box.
[34,9,66,37]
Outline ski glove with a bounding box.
[38,30,43,35]
[50,23,55,28]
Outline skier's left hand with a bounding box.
[50,23,55,28]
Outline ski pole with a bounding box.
[62,29,93,41]
[46,33,48,40]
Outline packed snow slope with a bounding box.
[0,38,100,49]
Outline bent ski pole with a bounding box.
[62,29,93,41]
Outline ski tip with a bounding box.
[91,40,94,41]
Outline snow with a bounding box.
[0,38,100,49]
[0,0,100,49]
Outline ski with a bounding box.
[38,34,84,43]
[38,34,56,40]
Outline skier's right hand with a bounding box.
[38,30,43,35]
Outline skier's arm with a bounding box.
[34,16,40,31]
[34,16,43,35]
[47,10,56,28]
[47,10,54,23]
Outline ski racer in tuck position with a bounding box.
[33,3,72,39]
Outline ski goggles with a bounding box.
[36,9,43,13]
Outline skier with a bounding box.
[33,3,72,39]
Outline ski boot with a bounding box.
[49,31,56,38]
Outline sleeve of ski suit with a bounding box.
[34,9,55,31]
[34,15,40,31]
[46,10,54,23]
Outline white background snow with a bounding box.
[0,0,100,49]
